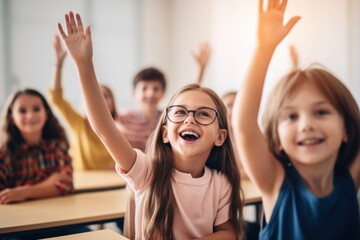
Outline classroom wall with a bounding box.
[0,0,359,113]
[0,0,7,109]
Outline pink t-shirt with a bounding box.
[116,149,231,239]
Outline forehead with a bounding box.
[135,80,163,89]
[172,90,216,109]
[282,82,328,106]
[12,94,43,108]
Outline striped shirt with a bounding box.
[116,110,162,152]
[0,140,74,195]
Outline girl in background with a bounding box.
[49,35,116,170]
[232,0,360,239]
[58,12,244,239]
[0,88,73,204]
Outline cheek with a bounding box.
[277,123,289,145]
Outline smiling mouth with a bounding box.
[298,139,324,146]
[180,131,200,141]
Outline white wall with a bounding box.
[1,0,359,111]
[5,0,140,114]
[0,0,6,110]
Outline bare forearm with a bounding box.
[195,67,205,85]
[233,46,274,134]
[76,60,115,135]
[22,184,60,200]
[52,64,63,92]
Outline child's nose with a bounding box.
[299,115,315,132]
[184,112,196,124]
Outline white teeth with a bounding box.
[300,139,321,145]
[181,131,199,138]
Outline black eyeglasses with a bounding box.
[166,105,218,126]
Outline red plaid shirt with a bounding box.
[0,140,74,194]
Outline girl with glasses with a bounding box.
[57,12,244,240]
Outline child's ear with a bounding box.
[162,125,169,143]
[214,129,227,146]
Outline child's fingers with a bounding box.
[284,16,301,35]
[279,0,288,12]
[86,26,92,39]
[69,12,78,33]
[267,0,276,9]
[258,0,264,14]
[57,23,67,40]
[76,13,84,33]
[65,14,72,35]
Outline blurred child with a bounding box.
[222,91,249,180]
[49,35,116,170]
[232,0,359,239]
[116,67,166,152]
[0,88,73,204]
[58,12,245,239]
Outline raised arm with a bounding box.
[57,12,135,171]
[232,0,300,194]
[192,41,211,85]
[52,35,67,92]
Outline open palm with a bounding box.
[257,0,300,49]
[58,12,93,64]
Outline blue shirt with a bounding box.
[260,164,360,240]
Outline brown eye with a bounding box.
[19,108,27,114]
[33,106,41,112]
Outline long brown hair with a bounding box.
[143,83,244,239]
[262,67,360,169]
[0,88,69,160]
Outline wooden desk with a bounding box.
[242,179,262,205]
[74,170,126,193]
[42,229,129,240]
[0,189,126,236]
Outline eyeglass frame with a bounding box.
[165,105,219,126]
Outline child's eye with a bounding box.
[19,108,27,114]
[196,110,211,118]
[315,109,329,116]
[33,106,41,112]
[174,110,187,116]
[286,113,298,121]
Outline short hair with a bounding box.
[133,67,166,91]
[262,67,360,169]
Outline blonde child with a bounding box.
[232,0,360,239]
[58,12,244,239]
[0,88,73,204]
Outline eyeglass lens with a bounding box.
[167,105,217,125]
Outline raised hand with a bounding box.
[53,35,67,66]
[57,12,93,64]
[192,42,211,70]
[257,0,300,49]
[192,42,211,85]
